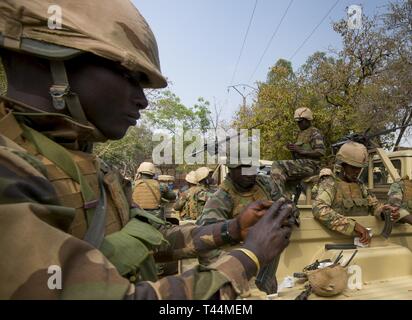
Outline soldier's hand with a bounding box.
[354,222,371,244]
[382,204,400,221]
[287,144,301,153]
[235,200,274,240]
[242,199,293,266]
[287,143,296,151]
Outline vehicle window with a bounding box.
[372,159,401,185]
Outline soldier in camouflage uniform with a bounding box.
[173,170,198,219]
[132,162,176,221]
[0,0,294,300]
[271,107,325,190]
[158,174,178,222]
[312,142,390,244]
[183,167,216,220]
[197,161,286,264]
[196,159,289,293]
[386,177,412,225]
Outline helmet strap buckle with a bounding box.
[49,84,69,110]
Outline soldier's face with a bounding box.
[296,119,310,131]
[66,55,148,140]
[342,163,362,182]
[230,166,257,189]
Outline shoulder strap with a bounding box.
[21,124,107,248]
[83,172,107,247]
[142,179,161,204]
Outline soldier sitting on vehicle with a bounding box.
[312,142,396,244]
[132,162,176,221]
[386,177,412,225]
[271,107,325,196]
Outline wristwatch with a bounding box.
[220,220,238,245]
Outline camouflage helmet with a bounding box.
[137,162,156,176]
[195,167,212,182]
[307,265,348,297]
[158,175,174,183]
[185,171,198,185]
[336,142,368,168]
[294,107,313,121]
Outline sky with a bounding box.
[134,0,392,122]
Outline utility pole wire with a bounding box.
[228,84,258,109]
[289,0,340,60]
[229,0,258,86]
[248,0,294,83]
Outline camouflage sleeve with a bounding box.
[173,191,187,211]
[4,204,252,300]
[145,221,256,299]
[387,181,410,221]
[361,184,384,217]
[258,174,285,201]
[196,189,209,203]
[196,189,234,224]
[310,129,326,155]
[160,183,176,201]
[154,220,235,261]
[388,181,403,207]
[312,176,357,236]
[140,253,254,300]
[0,203,140,300]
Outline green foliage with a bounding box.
[143,90,211,133]
[93,124,154,179]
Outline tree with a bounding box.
[143,90,211,134]
[93,124,155,180]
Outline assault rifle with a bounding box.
[331,124,412,155]
[255,200,300,295]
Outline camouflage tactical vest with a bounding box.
[133,179,161,210]
[220,178,271,218]
[0,105,162,282]
[401,179,412,210]
[185,185,211,220]
[333,180,369,216]
[295,127,317,151]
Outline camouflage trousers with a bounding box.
[271,159,320,197]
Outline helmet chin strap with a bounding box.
[49,60,89,125]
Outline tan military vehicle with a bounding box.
[179,148,412,300]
